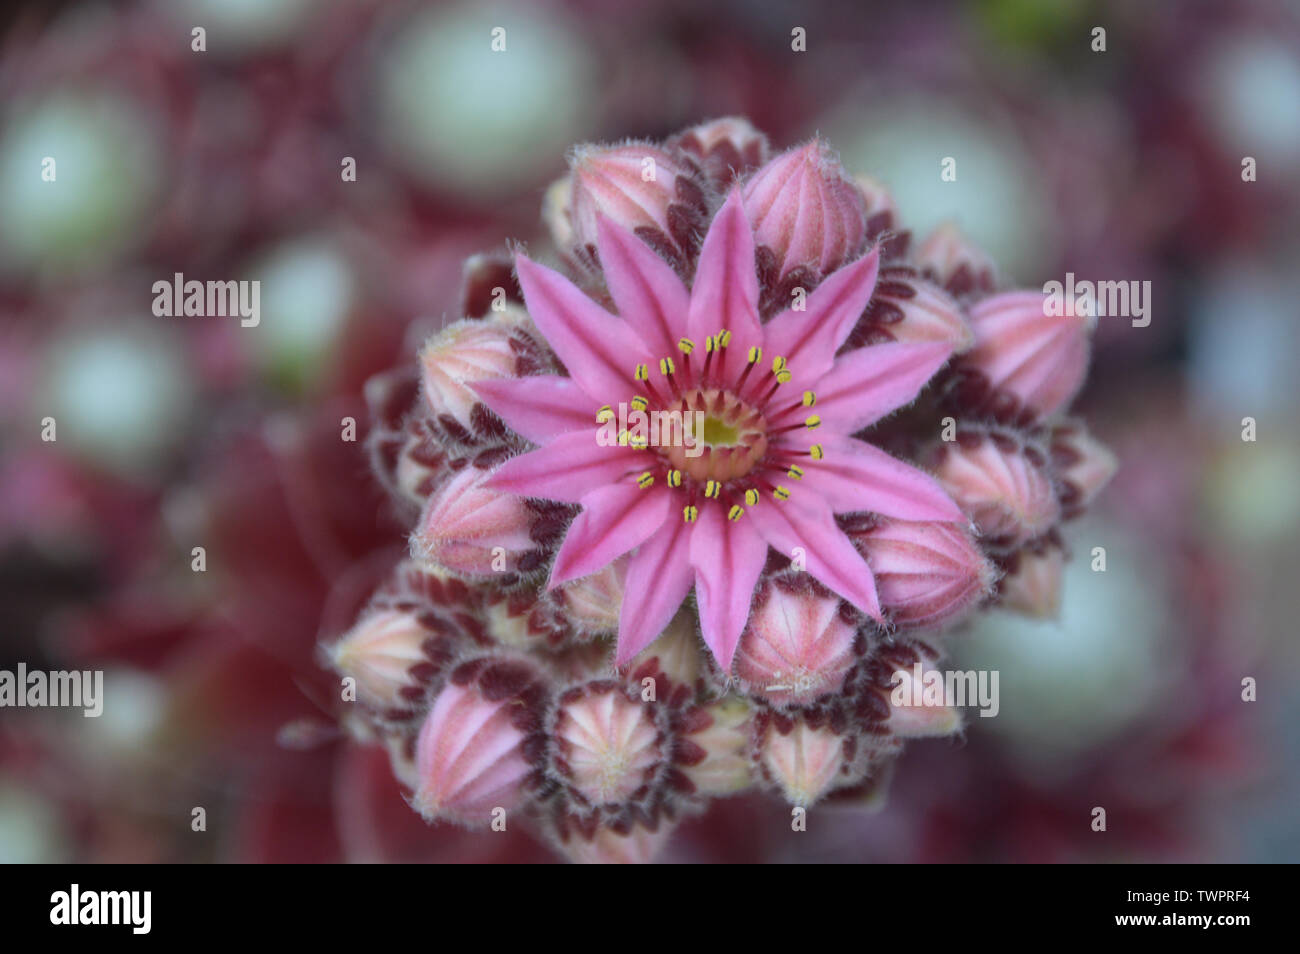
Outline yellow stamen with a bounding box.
[772,356,788,373]
[728,504,745,521]
[802,390,817,407]
[704,480,721,499]
[659,356,676,376]
[809,444,824,460]
[805,415,821,430]
[747,346,763,364]
[787,465,804,480]
[630,396,648,412]
[774,485,791,500]
[667,469,682,487]
[637,472,655,489]
[634,363,650,381]
[744,488,760,506]
[776,369,793,384]
[717,329,732,348]
[596,405,613,423]
[678,337,696,355]
[683,505,699,523]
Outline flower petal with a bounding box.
[778,341,952,432]
[687,190,763,357]
[550,482,671,587]
[472,375,596,443]
[597,215,691,358]
[793,434,965,522]
[487,431,644,503]
[761,248,880,378]
[615,517,694,665]
[515,254,653,401]
[747,494,881,620]
[689,504,768,671]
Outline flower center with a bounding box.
[660,387,768,482]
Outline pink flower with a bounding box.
[474,191,964,670]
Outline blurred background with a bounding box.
[1,0,1297,862]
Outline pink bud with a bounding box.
[418,313,534,439]
[627,609,703,690]
[561,821,675,865]
[915,223,997,298]
[743,139,868,282]
[1050,421,1118,518]
[411,464,541,577]
[328,609,437,711]
[668,116,768,187]
[392,428,447,506]
[568,142,706,270]
[734,581,857,706]
[926,434,1060,547]
[758,715,848,807]
[846,266,973,352]
[847,518,994,628]
[413,657,547,824]
[678,697,753,796]
[553,683,663,806]
[881,660,963,738]
[961,290,1093,420]
[552,558,626,634]
[999,543,1065,618]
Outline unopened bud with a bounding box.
[411,464,542,577]
[926,434,1060,548]
[734,581,857,706]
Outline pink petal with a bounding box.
[487,431,645,503]
[793,434,965,523]
[550,482,671,587]
[615,518,694,665]
[515,254,653,402]
[596,215,691,358]
[472,376,595,444]
[778,341,951,432]
[688,504,768,671]
[687,190,763,357]
[747,495,881,620]
[761,249,880,378]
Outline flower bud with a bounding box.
[999,543,1065,618]
[734,580,857,706]
[567,142,707,271]
[915,223,997,298]
[411,464,544,578]
[552,682,663,807]
[668,116,768,187]
[845,266,973,352]
[413,657,547,824]
[1050,421,1118,518]
[328,609,440,711]
[417,311,537,441]
[847,518,994,628]
[926,433,1060,548]
[551,558,626,634]
[960,290,1094,420]
[560,819,675,865]
[392,427,448,506]
[678,697,753,796]
[879,659,963,738]
[758,715,849,807]
[744,139,868,283]
[628,608,703,691]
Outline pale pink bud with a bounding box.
[678,697,753,796]
[758,715,849,807]
[926,434,1060,548]
[999,543,1065,618]
[882,660,963,738]
[627,609,703,691]
[1050,421,1118,518]
[328,609,438,711]
[552,683,663,807]
[561,821,675,865]
[552,558,626,634]
[668,116,768,187]
[744,139,868,283]
[392,428,446,505]
[854,175,910,260]
[846,517,994,628]
[418,312,535,440]
[568,142,707,271]
[960,290,1094,420]
[845,266,974,353]
[413,657,546,824]
[411,464,541,577]
[915,223,997,298]
[734,580,857,706]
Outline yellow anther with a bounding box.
[659,356,676,376]
[728,505,745,522]
[774,485,791,500]
[743,488,760,506]
[628,434,649,449]
[717,329,732,347]
[637,472,655,489]
[809,443,824,460]
[805,415,821,430]
[705,335,717,353]
[617,429,630,446]
[802,390,817,407]
[772,356,788,373]
[678,337,696,355]
[704,480,722,499]
[787,465,804,480]
[596,405,614,423]
[683,505,699,523]
[776,370,793,384]
[747,346,763,363]
[667,469,682,487]
[634,363,650,381]
[630,395,648,411]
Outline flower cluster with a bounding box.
[327,118,1115,862]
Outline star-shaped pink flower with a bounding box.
[474,190,964,670]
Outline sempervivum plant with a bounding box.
[326,118,1116,863]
